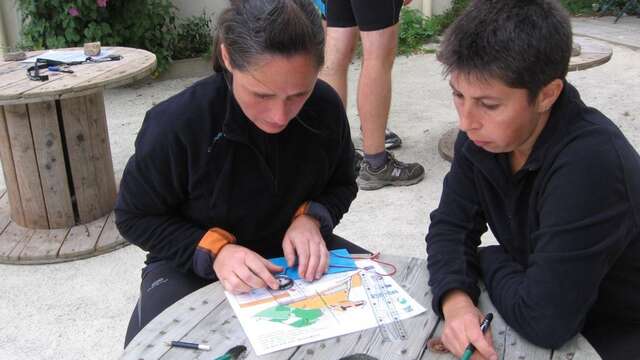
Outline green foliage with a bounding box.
[559,0,638,15]
[560,0,598,15]
[173,12,213,60]
[17,0,177,74]
[398,8,438,55]
[398,0,470,56]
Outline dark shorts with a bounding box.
[123,234,369,347]
[326,0,404,31]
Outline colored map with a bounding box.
[225,259,425,355]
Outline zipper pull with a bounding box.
[207,132,224,153]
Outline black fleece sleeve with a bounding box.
[426,133,487,318]
[312,108,358,228]
[478,133,633,349]
[115,111,207,273]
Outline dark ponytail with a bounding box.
[213,0,324,73]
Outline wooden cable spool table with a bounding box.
[438,36,613,162]
[121,255,601,360]
[0,47,155,264]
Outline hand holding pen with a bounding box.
[441,291,498,360]
[461,313,494,360]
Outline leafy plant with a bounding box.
[398,8,438,55]
[172,12,213,60]
[16,0,178,74]
[398,0,470,55]
[560,0,599,15]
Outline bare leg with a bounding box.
[358,24,399,155]
[320,26,358,106]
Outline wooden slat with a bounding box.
[84,91,117,213]
[17,227,70,260]
[94,211,125,252]
[552,335,602,360]
[121,285,227,360]
[421,288,521,360]
[28,100,75,228]
[0,106,26,226]
[0,192,18,258]
[0,191,14,242]
[0,221,35,259]
[503,323,550,360]
[57,213,107,258]
[477,286,512,360]
[160,292,297,360]
[4,104,49,228]
[0,60,37,87]
[60,95,103,222]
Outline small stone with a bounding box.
[84,42,101,57]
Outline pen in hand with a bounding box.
[460,312,494,360]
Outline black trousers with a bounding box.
[124,234,368,347]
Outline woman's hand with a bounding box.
[441,290,498,360]
[213,244,283,294]
[283,215,329,281]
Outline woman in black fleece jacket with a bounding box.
[117,0,365,346]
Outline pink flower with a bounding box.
[68,7,80,17]
[96,0,108,8]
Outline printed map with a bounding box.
[225,259,425,355]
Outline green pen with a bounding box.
[214,345,247,360]
[460,312,493,360]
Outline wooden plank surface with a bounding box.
[28,100,75,228]
[569,36,613,72]
[84,91,117,214]
[0,191,12,229]
[0,190,19,259]
[4,104,49,228]
[0,106,26,226]
[0,47,156,105]
[60,95,103,223]
[95,211,123,252]
[57,213,108,258]
[0,60,38,88]
[121,284,227,360]
[0,221,35,259]
[421,287,511,360]
[121,256,601,360]
[17,227,70,260]
[552,335,602,359]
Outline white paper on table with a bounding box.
[22,49,113,64]
[225,259,426,356]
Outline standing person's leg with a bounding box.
[320,28,358,105]
[359,25,399,156]
[321,0,359,106]
[124,262,213,347]
[352,0,425,190]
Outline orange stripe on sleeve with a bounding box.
[292,201,310,221]
[197,227,236,256]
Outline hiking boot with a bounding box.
[385,129,402,149]
[357,151,425,190]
